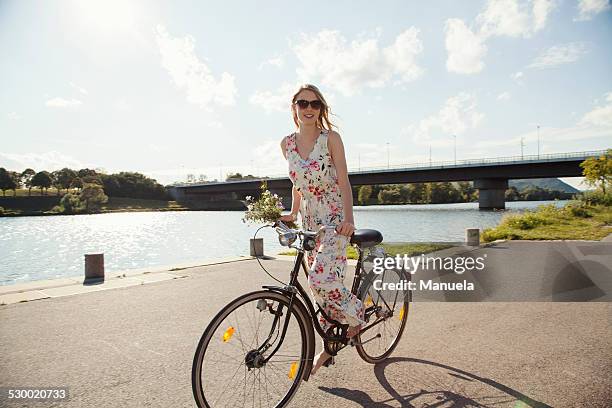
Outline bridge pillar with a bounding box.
[474,178,508,210]
[269,188,293,211]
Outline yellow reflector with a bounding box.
[223,326,235,342]
[398,306,405,321]
[288,362,298,379]
[365,295,373,307]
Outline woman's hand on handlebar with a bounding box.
[336,221,356,237]
[279,213,297,223]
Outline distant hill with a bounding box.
[509,178,579,193]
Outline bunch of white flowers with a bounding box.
[242,181,286,224]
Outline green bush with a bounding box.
[60,193,83,214]
[577,190,612,206]
[564,202,593,218]
[50,205,64,214]
[504,212,552,230]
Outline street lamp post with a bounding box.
[453,135,457,165]
[537,125,540,158]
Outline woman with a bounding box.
[279,84,366,375]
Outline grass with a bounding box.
[278,242,454,259]
[0,190,189,216]
[0,187,73,197]
[482,202,612,242]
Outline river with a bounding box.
[0,200,568,285]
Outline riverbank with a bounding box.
[0,196,191,217]
[482,202,612,241]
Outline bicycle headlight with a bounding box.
[303,236,316,251]
[278,231,297,247]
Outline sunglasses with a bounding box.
[294,99,323,110]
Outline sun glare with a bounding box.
[66,0,139,35]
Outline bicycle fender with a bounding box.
[261,285,316,382]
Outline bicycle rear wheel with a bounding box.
[355,263,411,364]
[192,290,310,408]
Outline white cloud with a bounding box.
[7,111,21,120]
[155,24,237,110]
[45,97,83,109]
[0,151,86,172]
[477,0,555,38]
[527,42,589,69]
[444,19,487,74]
[533,0,556,31]
[575,0,611,21]
[407,93,484,146]
[291,28,423,96]
[511,71,524,80]
[497,91,511,100]
[579,91,612,127]
[445,0,557,74]
[69,82,88,95]
[258,56,284,70]
[250,83,297,113]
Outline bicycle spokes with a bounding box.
[195,293,308,408]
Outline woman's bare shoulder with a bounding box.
[326,130,344,149]
[280,133,292,159]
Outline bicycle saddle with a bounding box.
[350,229,383,248]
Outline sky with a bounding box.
[1,0,611,189]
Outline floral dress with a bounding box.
[286,129,366,333]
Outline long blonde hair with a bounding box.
[291,84,336,131]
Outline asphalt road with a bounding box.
[1,241,611,407]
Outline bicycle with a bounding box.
[192,220,412,408]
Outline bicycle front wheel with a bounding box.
[192,290,310,408]
[355,266,411,364]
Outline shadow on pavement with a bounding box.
[319,357,551,407]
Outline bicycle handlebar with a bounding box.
[273,220,344,248]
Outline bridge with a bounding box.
[168,150,607,210]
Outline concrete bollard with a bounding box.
[466,228,480,246]
[250,238,264,257]
[85,253,105,280]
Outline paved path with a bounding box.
[1,241,611,407]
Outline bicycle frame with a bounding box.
[258,243,390,369]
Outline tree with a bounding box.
[357,185,372,204]
[0,168,16,196]
[457,181,476,202]
[580,149,612,194]
[8,171,20,195]
[55,168,77,194]
[60,193,83,214]
[408,183,426,203]
[30,171,52,195]
[505,186,520,201]
[20,168,36,196]
[77,169,102,186]
[50,170,62,196]
[79,183,108,212]
[378,186,402,204]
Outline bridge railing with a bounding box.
[172,149,608,186]
[347,149,608,174]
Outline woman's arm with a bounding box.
[328,130,356,236]
[279,137,302,222]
